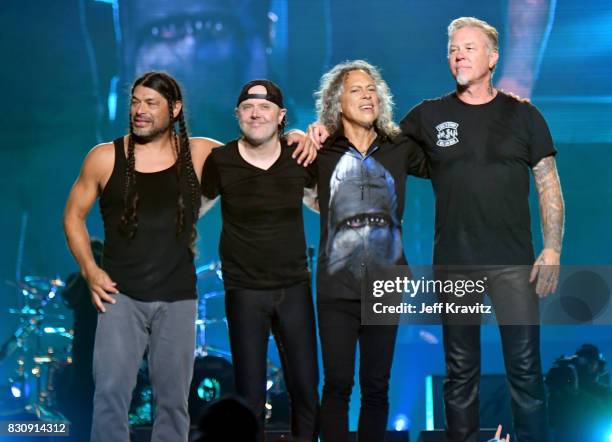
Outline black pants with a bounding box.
[317,298,398,442]
[438,266,549,442]
[225,282,319,442]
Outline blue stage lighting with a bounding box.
[425,375,434,430]
[107,76,119,122]
[197,377,221,402]
[393,414,409,431]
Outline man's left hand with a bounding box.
[529,248,561,297]
[495,78,531,103]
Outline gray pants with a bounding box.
[90,293,197,442]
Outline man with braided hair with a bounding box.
[64,71,221,442]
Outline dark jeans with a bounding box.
[225,281,319,442]
[317,298,398,442]
[438,266,549,442]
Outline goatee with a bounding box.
[455,74,469,86]
[131,121,171,144]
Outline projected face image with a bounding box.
[120,0,270,135]
[326,153,402,278]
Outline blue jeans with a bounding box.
[90,293,197,442]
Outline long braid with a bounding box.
[123,71,196,245]
[177,111,199,248]
[119,126,139,238]
[171,106,186,237]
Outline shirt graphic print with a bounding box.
[326,151,402,279]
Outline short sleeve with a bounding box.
[528,104,557,167]
[305,160,318,189]
[287,141,318,189]
[398,104,430,178]
[399,104,424,144]
[201,152,221,198]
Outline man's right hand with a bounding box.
[307,123,331,148]
[84,266,118,313]
[290,123,330,164]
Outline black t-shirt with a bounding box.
[201,139,315,290]
[313,129,428,301]
[400,91,556,266]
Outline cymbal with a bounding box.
[41,327,72,339]
[8,307,42,316]
[201,290,225,300]
[195,318,227,326]
[196,261,221,277]
[23,276,65,292]
[6,276,65,302]
[7,308,66,320]
[32,355,55,364]
[195,345,232,359]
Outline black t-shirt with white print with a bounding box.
[400,91,556,266]
[201,139,315,290]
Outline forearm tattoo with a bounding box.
[532,156,565,253]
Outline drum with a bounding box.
[195,262,230,356]
[188,356,235,422]
[128,355,235,426]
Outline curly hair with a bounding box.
[314,60,399,137]
[120,72,199,249]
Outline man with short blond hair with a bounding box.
[400,16,564,442]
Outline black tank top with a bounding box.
[99,137,198,301]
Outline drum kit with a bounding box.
[0,262,288,427]
[130,261,288,425]
[0,275,70,421]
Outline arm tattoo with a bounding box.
[532,156,565,253]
